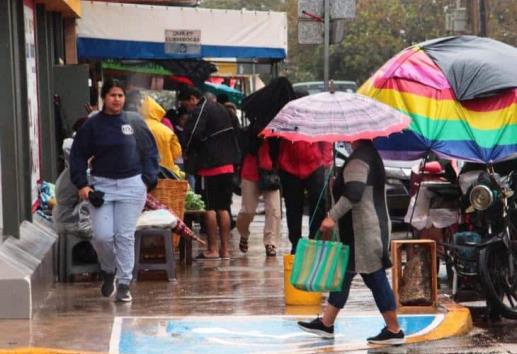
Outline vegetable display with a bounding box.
[185,190,205,211]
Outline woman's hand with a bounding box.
[319,216,336,240]
[79,186,93,201]
[146,179,158,192]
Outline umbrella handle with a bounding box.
[329,80,336,94]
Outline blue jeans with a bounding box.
[88,175,146,285]
[328,268,396,313]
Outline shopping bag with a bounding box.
[290,231,349,292]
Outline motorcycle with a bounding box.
[445,168,517,319]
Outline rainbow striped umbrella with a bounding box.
[359,36,517,163]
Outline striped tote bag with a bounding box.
[290,232,349,292]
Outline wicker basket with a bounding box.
[150,179,189,249]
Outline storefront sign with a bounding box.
[164,29,201,55]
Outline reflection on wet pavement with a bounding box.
[0,198,515,353]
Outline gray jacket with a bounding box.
[53,165,92,238]
[330,142,391,274]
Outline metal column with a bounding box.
[0,0,33,237]
[323,0,330,90]
[36,5,59,181]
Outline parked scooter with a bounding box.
[445,168,517,319]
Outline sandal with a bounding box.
[195,253,220,261]
[265,244,277,257]
[239,236,249,253]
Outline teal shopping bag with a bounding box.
[290,231,349,292]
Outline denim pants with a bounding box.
[88,175,146,285]
[328,268,397,313]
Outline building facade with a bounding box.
[0,0,81,239]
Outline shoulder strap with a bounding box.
[186,98,208,151]
[207,126,234,139]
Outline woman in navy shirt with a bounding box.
[70,79,159,302]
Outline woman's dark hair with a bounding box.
[101,78,126,98]
[177,86,202,101]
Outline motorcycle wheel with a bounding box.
[479,241,517,319]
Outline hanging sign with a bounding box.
[165,29,201,55]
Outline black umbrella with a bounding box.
[242,77,297,134]
[420,35,517,101]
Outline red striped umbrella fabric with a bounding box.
[260,91,410,143]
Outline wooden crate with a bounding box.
[391,239,438,313]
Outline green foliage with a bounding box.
[288,0,450,85]
[200,0,286,11]
[488,0,517,45]
[201,0,516,87]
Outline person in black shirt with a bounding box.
[180,87,240,259]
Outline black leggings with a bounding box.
[280,167,327,253]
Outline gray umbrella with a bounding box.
[420,35,517,101]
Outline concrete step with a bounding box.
[0,216,57,319]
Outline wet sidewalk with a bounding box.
[0,197,476,353]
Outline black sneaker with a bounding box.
[265,244,277,257]
[116,283,132,302]
[100,270,116,297]
[367,327,405,345]
[297,317,334,339]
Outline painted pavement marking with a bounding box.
[109,314,444,354]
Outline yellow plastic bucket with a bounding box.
[283,254,322,305]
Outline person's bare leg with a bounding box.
[321,303,340,327]
[217,209,231,258]
[203,210,219,257]
[381,310,401,333]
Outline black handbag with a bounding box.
[258,168,281,191]
[232,167,242,196]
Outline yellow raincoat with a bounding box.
[140,96,183,178]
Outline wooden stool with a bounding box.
[391,239,438,313]
[133,228,176,282]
